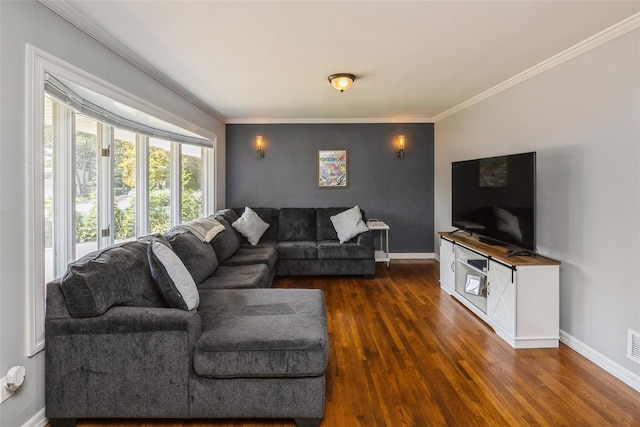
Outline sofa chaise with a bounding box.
[46,234,328,427]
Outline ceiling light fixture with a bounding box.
[328,73,356,93]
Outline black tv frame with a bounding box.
[451,152,536,256]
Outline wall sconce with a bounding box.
[397,135,405,158]
[256,135,264,159]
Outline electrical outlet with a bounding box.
[0,376,16,403]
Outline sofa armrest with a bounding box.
[46,306,201,419]
[46,305,201,335]
[357,230,374,247]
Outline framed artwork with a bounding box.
[318,149,348,188]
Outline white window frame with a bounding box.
[98,123,114,248]
[171,142,182,227]
[26,45,216,356]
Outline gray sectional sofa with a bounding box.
[45,206,374,427]
[219,207,375,277]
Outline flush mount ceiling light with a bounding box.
[328,73,356,93]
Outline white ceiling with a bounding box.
[45,1,640,122]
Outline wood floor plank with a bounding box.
[67,261,640,427]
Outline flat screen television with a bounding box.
[451,152,536,253]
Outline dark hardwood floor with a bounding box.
[72,261,640,427]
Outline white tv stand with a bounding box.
[439,232,560,349]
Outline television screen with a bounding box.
[452,152,536,252]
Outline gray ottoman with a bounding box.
[191,288,329,427]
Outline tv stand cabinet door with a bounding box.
[439,238,455,294]
[488,260,516,338]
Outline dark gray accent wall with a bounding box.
[226,123,434,254]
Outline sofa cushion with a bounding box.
[330,205,369,243]
[209,216,240,263]
[278,208,316,241]
[233,207,270,246]
[59,241,165,318]
[317,240,375,260]
[276,241,317,260]
[222,247,278,272]
[164,230,219,284]
[148,237,199,310]
[239,241,278,251]
[219,208,239,224]
[197,264,271,290]
[195,289,328,378]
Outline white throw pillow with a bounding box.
[232,207,270,246]
[330,205,369,243]
[149,240,199,310]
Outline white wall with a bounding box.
[0,2,225,425]
[435,29,640,375]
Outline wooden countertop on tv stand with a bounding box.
[439,231,561,267]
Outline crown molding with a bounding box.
[434,12,640,122]
[226,117,435,125]
[228,12,640,125]
[39,0,226,122]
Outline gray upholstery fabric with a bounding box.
[316,208,345,241]
[227,206,374,277]
[219,209,245,244]
[198,264,271,290]
[164,230,219,284]
[189,375,326,419]
[277,241,318,260]
[317,240,374,260]
[208,217,240,263]
[218,208,238,223]
[278,208,316,241]
[59,240,165,318]
[356,228,374,247]
[45,280,73,319]
[46,280,201,419]
[222,247,278,272]
[195,289,328,378]
[240,240,278,250]
[276,259,375,277]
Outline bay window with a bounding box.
[27,46,216,355]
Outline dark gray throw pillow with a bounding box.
[60,241,164,318]
[209,216,240,263]
[147,236,199,310]
[164,230,219,284]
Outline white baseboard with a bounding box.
[22,407,47,427]
[560,330,640,393]
[390,253,435,260]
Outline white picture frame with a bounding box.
[464,273,483,296]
